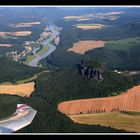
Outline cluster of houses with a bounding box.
[113,69,140,76]
[7,25,53,62]
[6,23,62,63]
[6,46,32,62]
[39,31,52,43]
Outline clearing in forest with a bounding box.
[74,24,105,30]
[68,40,105,54]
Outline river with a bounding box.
[28,25,59,67]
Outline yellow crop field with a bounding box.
[69,112,140,132]
[0,82,35,97]
[68,40,105,54]
[75,24,105,30]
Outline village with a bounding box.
[6,25,61,62]
[113,69,140,76]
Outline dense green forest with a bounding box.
[0,57,42,83]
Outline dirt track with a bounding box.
[58,85,140,115]
[68,40,105,54]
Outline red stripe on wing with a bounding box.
[16,104,28,110]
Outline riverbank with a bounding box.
[28,25,59,67]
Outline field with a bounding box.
[15,70,49,84]
[11,31,32,36]
[0,31,32,37]
[37,45,49,56]
[103,12,124,16]
[2,35,19,40]
[0,82,35,97]
[63,16,83,20]
[10,22,41,28]
[63,12,123,21]
[58,84,140,115]
[0,44,13,47]
[24,55,36,65]
[58,84,140,132]
[74,24,105,30]
[0,70,49,85]
[63,16,92,21]
[68,40,105,54]
[105,37,140,50]
[69,112,140,132]
[0,32,9,36]
[24,45,49,65]
[15,75,38,84]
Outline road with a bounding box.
[0,104,37,133]
[28,25,59,67]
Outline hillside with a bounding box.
[0,59,140,132]
[1,7,140,133]
[18,59,140,132]
[43,10,140,71]
[58,84,140,115]
[69,112,140,132]
[0,57,42,83]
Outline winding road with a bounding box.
[28,25,59,67]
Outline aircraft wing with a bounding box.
[0,104,37,133]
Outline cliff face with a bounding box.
[76,62,103,81]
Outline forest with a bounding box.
[41,14,140,71]
[0,57,42,83]
[0,58,140,132]
[1,7,140,133]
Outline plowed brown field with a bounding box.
[68,40,105,54]
[58,85,140,115]
[0,44,13,47]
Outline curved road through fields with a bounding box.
[28,25,59,67]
